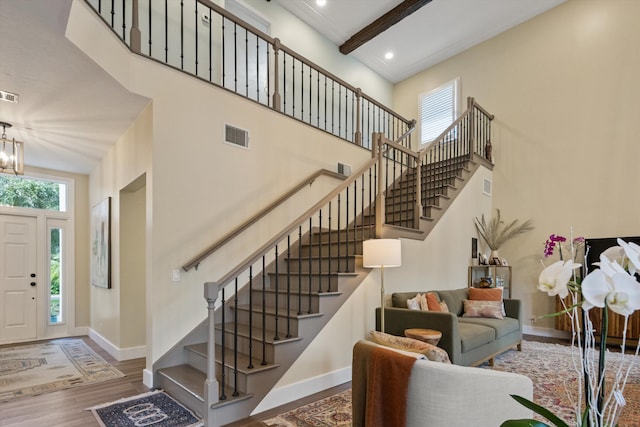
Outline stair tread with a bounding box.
[267,271,358,277]
[185,342,280,374]
[158,364,206,401]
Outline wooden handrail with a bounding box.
[211,155,379,288]
[182,168,346,271]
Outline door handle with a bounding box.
[30,282,37,287]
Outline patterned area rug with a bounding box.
[88,390,202,427]
[0,338,124,401]
[263,340,640,426]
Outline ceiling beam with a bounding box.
[339,0,433,55]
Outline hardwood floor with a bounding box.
[0,336,149,427]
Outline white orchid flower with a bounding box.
[597,245,625,268]
[617,238,640,275]
[538,260,580,298]
[582,267,640,316]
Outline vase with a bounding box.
[489,250,501,265]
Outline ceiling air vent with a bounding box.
[0,90,19,104]
[224,124,249,148]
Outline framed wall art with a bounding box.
[91,197,111,288]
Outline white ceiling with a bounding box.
[275,0,566,83]
[0,0,564,175]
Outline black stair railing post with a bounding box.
[203,282,220,426]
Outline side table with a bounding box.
[404,328,442,345]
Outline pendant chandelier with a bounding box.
[0,121,24,175]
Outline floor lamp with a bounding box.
[363,239,402,334]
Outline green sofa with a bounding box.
[375,288,522,366]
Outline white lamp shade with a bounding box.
[362,239,402,268]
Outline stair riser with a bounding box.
[234,309,302,337]
[157,374,204,418]
[214,330,277,363]
[253,290,321,314]
[285,256,356,273]
[299,242,362,257]
[307,227,375,244]
[266,273,340,293]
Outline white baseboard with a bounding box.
[523,325,571,339]
[143,368,154,388]
[250,366,351,415]
[89,328,147,361]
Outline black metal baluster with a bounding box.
[337,193,341,273]
[293,58,297,118]
[307,218,313,314]
[220,287,227,400]
[233,22,238,92]
[360,173,365,243]
[245,28,249,96]
[316,70,320,127]
[274,245,280,340]
[317,209,322,293]
[286,236,291,338]
[233,278,239,396]
[297,226,303,314]
[208,9,212,82]
[261,256,267,365]
[309,66,313,124]
[331,81,335,135]
[283,53,287,114]
[110,0,115,27]
[121,0,126,41]
[248,266,254,369]
[222,17,226,87]
[327,201,332,292]
[300,62,304,121]
[256,34,260,102]
[345,187,349,272]
[324,75,328,131]
[194,0,198,75]
[164,0,168,62]
[148,0,152,56]
[180,0,184,69]
[338,84,342,138]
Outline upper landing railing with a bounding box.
[84,0,414,149]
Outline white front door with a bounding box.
[0,215,37,342]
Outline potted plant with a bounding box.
[475,209,534,264]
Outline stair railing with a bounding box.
[84,0,414,149]
[417,96,494,214]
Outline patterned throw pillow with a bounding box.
[462,299,504,319]
[469,287,505,315]
[369,331,451,363]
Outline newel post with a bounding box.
[354,88,362,146]
[272,38,282,111]
[203,282,220,427]
[130,0,141,53]
[467,96,476,158]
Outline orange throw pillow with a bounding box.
[469,287,503,301]
[426,292,441,312]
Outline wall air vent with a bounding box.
[0,90,19,104]
[224,124,249,148]
[337,162,352,176]
[483,177,492,196]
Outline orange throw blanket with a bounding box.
[352,342,418,427]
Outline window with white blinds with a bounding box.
[419,78,459,144]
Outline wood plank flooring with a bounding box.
[0,336,148,427]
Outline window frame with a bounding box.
[418,77,460,146]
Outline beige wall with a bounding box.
[394,0,640,332]
[88,104,152,351]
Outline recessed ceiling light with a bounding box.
[384,51,394,60]
[316,0,326,6]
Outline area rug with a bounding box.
[88,390,202,427]
[262,340,640,426]
[0,338,124,401]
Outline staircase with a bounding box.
[154,120,494,426]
